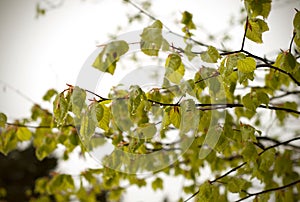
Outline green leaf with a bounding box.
[140,20,163,56]
[258,148,275,172]
[181,11,196,37]
[42,89,58,101]
[274,52,297,73]
[136,123,157,139]
[93,40,129,75]
[200,46,221,63]
[184,43,196,61]
[242,91,269,112]
[0,129,18,155]
[227,177,250,193]
[71,86,87,118]
[80,104,98,144]
[129,85,147,115]
[0,112,7,128]
[197,181,220,202]
[246,18,269,43]
[48,174,75,194]
[219,53,245,77]
[237,57,256,73]
[169,106,181,128]
[294,11,300,49]
[165,54,185,84]
[53,93,69,125]
[16,127,32,141]
[151,177,163,191]
[244,0,271,19]
[241,142,258,162]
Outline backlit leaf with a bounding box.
[0,113,7,128]
[274,52,297,73]
[246,18,269,43]
[53,93,69,125]
[93,40,129,75]
[151,177,163,191]
[140,20,163,56]
[16,127,32,141]
[71,86,87,118]
[165,54,185,84]
[294,11,300,49]
[237,57,256,73]
[201,46,221,63]
[244,0,271,19]
[198,181,220,202]
[42,89,58,101]
[181,11,196,37]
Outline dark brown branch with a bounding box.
[259,136,300,155]
[257,136,300,150]
[270,90,300,100]
[5,122,74,129]
[185,136,300,202]
[256,64,300,86]
[289,32,296,54]
[235,179,300,202]
[85,89,110,101]
[241,17,249,51]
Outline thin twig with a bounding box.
[235,179,300,202]
[289,32,296,53]
[241,17,249,51]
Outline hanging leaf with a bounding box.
[200,46,221,63]
[53,93,69,125]
[16,127,32,141]
[274,52,297,73]
[197,181,220,202]
[244,0,271,19]
[246,18,269,43]
[169,106,181,128]
[0,113,7,128]
[165,54,185,84]
[80,104,98,144]
[181,11,196,37]
[140,20,163,56]
[93,40,129,75]
[42,89,58,101]
[71,86,87,118]
[293,11,300,49]
[151,177,163,191]
[237,57,256,73]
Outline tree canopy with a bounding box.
[1,0,300,201]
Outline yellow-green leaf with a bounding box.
[16,127,32,141]
[140,20,163,56]
[0,112,7,128]
[237,57,256,73]
[200,46,221,63]
[93,40,129,75]
[246,18,269,43]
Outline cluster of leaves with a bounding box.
[1,0,300,201]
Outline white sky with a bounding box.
[0,0,299,201]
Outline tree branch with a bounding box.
[289,32,296,54]
[256,64,300,86]
[270,90,300,101]
[5,122,74,129]
[257,136,300,150]
[184,136,300,202]
[235,179,300,202]
[241,17,249,51]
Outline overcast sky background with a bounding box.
[0,0,299,201]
